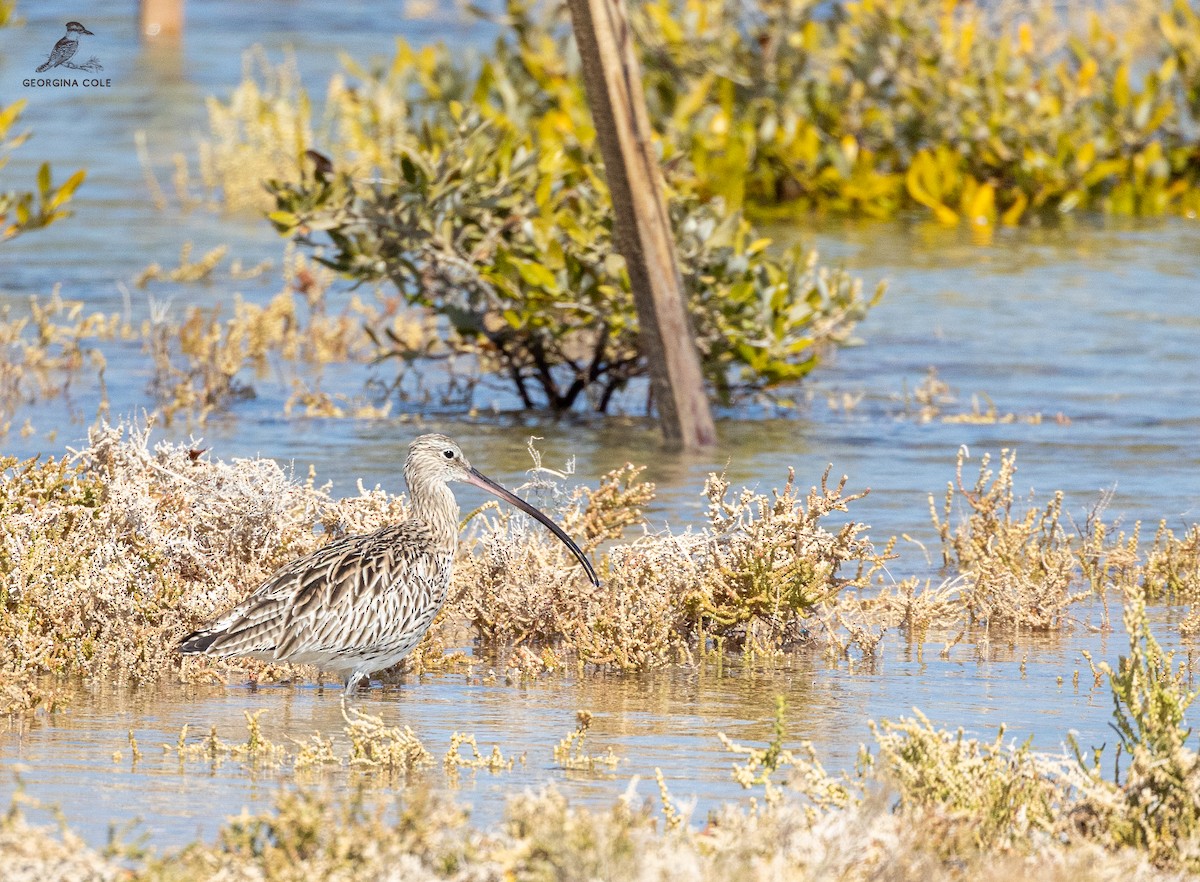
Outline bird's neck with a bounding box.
[405,476,460,552]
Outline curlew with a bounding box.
[180,434,598,694]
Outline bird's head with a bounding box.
[65,22,94,35]
[407,433,473,484]
[404,433,599,586]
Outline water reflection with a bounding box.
[1,621,1124,849]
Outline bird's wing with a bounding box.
[46,36,77,65]
[192,522,443,661]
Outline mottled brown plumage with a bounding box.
[180,434,598,693]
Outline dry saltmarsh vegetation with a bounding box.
[2,428,1199,716]
[0,424,880,711]
[0,250,425,438]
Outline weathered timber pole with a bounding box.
[565,0,716,449]
[140,0,184,39]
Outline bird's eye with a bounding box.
[443,449,455,459]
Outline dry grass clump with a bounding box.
[552,711,618,773]
[134,242,233,286]
[921,446,1200,640]
[166,709,290,767]
[718,697,855,812]
[453,463,881,668]
[0,287,136,438]
[443,731,515,774]
[0,252,428,433]
[160,704,491,782]
[144,248,422,426]
[828,445,1200,649]
[897,368,1069,426]
[193,49,314,214]
[340,703,433,772]
[930,447,1134,632]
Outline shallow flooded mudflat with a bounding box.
[0,611,1143,848]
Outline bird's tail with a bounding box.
[35,61,51,72]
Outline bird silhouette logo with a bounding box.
[35,21,102,73]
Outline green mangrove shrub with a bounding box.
[269,108,879,412]
[200,0,1200,232]
[632,0,1200,224]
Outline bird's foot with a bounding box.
[342,672,369,697]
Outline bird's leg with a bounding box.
[343,670,368,697]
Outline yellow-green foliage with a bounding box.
[194,0,1200,231]
[0,107,85,243]
[0,784,1178,882]
[636,0,1200,225]
[1078,596,1200,866]
[0,11,86,242]
[868,712,1063,853]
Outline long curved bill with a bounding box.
[466,467,600,587]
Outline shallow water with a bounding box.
[1,0,1199,852]
[3,625,1132,848]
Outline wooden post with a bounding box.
[140,0,184,39]
[566,0,716,449]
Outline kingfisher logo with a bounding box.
[23,20,110,87]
